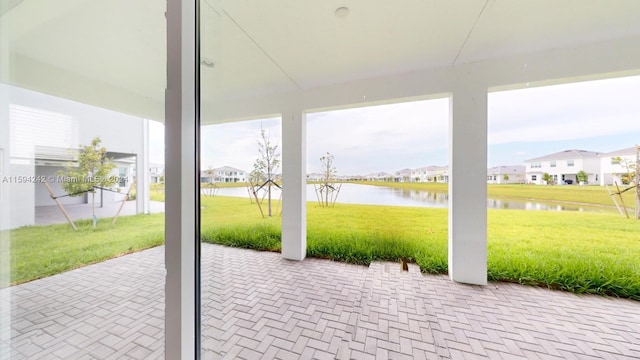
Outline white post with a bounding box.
[448,81,488,285]
[281,108,307,260]
[0,24,12,356]
[165,0,197,358]
[136,119,150,214]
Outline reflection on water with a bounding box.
[211,183,607,212]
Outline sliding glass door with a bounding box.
[1,1,166,358]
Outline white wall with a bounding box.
[0,85,11,230]
[600,153,637,185]
[526,157,601,184]
[2,83,146,227]
[34,166,87,206]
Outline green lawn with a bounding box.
[8,214,164,284]
[8,194,640,300]
[201,196,640,299]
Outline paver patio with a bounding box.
[2,244,639,359]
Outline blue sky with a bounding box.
[149,75,640,174]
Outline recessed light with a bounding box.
[335,7,349,18]
[200,58,215,68]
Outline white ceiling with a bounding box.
[3,0,640,120]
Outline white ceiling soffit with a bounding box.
[457,0,640,63]
[210,0,485,91]
[3,0,640,121]
[3,0,166,119]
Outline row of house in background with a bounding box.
[339,145,636,186]
[184,145,637,186]
[524,146,638,186]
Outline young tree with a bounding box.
[320,152,336,206]
[576,170,588,184]
[616,156,637,185]
[542,172,552,185]
[252,129,280,216]
[60,137,117,227]
[612,146,640,220]
[503,174,509,182]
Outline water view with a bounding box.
[209,183,610,213]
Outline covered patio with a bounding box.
[4,244,640,359]
[2,0,640,357]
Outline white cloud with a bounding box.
[201,117,281,172]
[151,75,640,173]
[488,75,640,144]
[306,99,449,174]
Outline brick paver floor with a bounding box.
[2,244,639,359]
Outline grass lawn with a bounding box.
[201,196,640,299]
[8,195,640,300]
[8,214,164,284]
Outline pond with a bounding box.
[210,183,610,213]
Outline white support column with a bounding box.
[165,0,196,358]
[0,18,12,355]
[281,108,307,260]
[448,81,488,285]
[136,119,150,214]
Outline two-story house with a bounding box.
[201,166,246,183]
[393,168,413,182]
[599,146,638,186]
[410,165,449,183]
[524,149,601,185]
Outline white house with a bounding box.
[411,165,449,183]
[600,146,639,186]
[202,166,246,183]
[487,166,525,184]
[149,163,165,184]
[525,149,601,185]
[393,168,413,182]
[411,167,429,182]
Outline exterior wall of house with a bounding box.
[216,170,245,183]
[202,167,247,183]
[411,167,449,183]
[526,155,600,185]
[0,84,10,231]
[3,84,146,228]
[149,166,164,183]
[600,152,637,186]
[487,173,525,184]
[526,171,544,185]
[487,166,526,184]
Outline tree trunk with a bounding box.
[267,182,272,217]
[636,145,639,219]
[325,186,329,207]
[92,189,97,227]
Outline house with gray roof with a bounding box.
[524,149,601,185]
[393,168,413,182]
[487,166,525,184]
[201,166,246,183]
